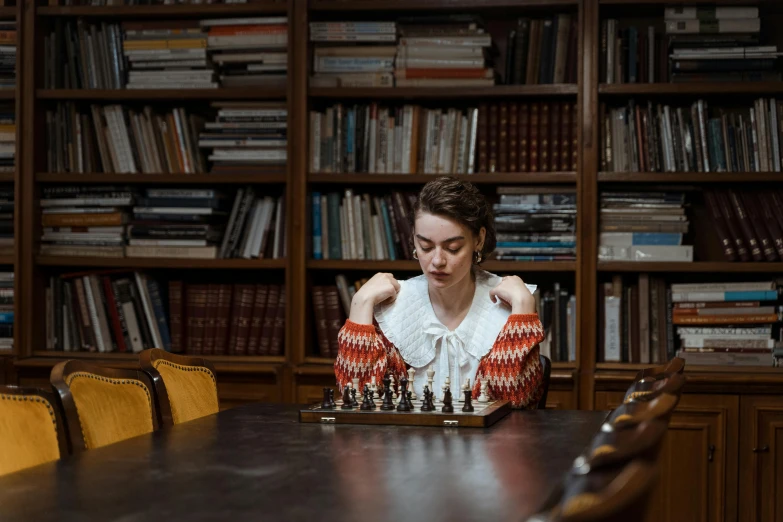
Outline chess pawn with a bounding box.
[380,385,395,411]
[462,389,474,412]
[426,368,436,402]
[341,384,353,410]
[441,387,454,413]
[396,377,411,412]
[350,387,358,408]
[441,376,450,405]
[407,368,417,401]
[458,378,470,403]
[478,378,489,403]
[360,385,373,411]
[389,375,397,399]
[370,376,378,401]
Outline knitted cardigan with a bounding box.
[334,314,546,409]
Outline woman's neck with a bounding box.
[428,269,476,330]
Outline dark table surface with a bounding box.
[0,403,607,522]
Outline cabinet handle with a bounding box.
[752,445,770,453]
[708,445,715,462]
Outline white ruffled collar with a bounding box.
[374,269,533,369]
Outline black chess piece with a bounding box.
[380,385,395,411]
[360,385,373,411]
[406,391,414,410]
[329,389,336,408]
[462,389,474,412]
[441,387,454,413]
[396,377,411,412]
[368,386,377,409]
[341,385,353,410]
[321,388,333,409]
[350,386,358,407]
[420,386,433,411]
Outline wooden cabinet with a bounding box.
[595,392,739,522]
[740,396,783,522]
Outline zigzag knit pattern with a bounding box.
[471,314,546,409]
[334,319,407,392]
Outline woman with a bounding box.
[334,177,545,408]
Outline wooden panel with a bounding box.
[545,390,576,410]
[217,379,282,411]
[594,392,739,522]
[740,395,783,522]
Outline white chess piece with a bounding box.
[478,378,489,403]
[459,378,470,402]
[442,376,450,404]
[370,376,378,400]
[389,375,397,398]
[426,368,436,402]
[351,377,360,400]
[407,368,417,400]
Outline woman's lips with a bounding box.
[430,271,449,278]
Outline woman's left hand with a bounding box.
[489,275,536,315]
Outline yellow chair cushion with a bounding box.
[66,373,153,450]
[0,394,61,476]
[153,360,218,424]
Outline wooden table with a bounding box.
[0,404,607,522]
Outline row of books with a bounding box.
[310,101,577,174]
[598,191,692,262]
[0,103,13,171]
[0,271,12,351]
[44,17,287,89]
[46,0,271,5]
[600,274,782,366]
[46,102,287,174]
[706,189,783,263]
[0,23,13,91]
[493,187,576,261]
[169,281,285,356]
[503,15,578,86]
[40,185,286,260]
[0,185,11,257]
[313,274,576,362]
[601,98,783,173]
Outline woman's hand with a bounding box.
[489,275,536,315]
[349,272,400,325]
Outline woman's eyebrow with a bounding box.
[416,234,465,243]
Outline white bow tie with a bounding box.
[423,321,470,395]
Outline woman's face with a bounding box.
[414,211,485,290]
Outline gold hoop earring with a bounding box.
[474,251,482,264]
[412,249,418,260]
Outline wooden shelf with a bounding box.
[308,259,576,271]
[37,172,287,184]
[0,6,15,19]
[310,0,578,10]
[598,172,783,183]
[0,255,13,265]
[601,0,765,4]
[0,172,13,182]
[0,89,14,99]
[599,82,783,96]
[598,261,783,273]
[37,2,287,17]
[309,172,576,184]
[36,256,286,269]
[309,84,577,99]
[37,88,286,101]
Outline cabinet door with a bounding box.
[595,392,739,522]
[740,395,783,522]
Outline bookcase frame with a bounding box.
[1,0,781,413]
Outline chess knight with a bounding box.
[334,177,546,409]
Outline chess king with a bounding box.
[334,177,546,409]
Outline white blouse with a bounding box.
[374,269,536,400]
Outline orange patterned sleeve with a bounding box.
[334,319,408,393]
[472,313,546,409]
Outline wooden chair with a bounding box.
[571,420,668,475]
[527,460,658,522]
[0,386,69,476]
[139,348,219,427]
[634,357,685,383]
[50,360,158,452]
[623,371,685,404]
[603,393,680,431]
[538,354,552,409]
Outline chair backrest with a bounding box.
[538,354,552,409]
[572,420,668,474]
[634,357,685,383]
[139,348,219,427]
[0,386,69,476]
[604,393,680,431]
[50,360,158,452]
[528,460,658,522]
[623,372,685,404]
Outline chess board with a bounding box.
[299,399,511,428]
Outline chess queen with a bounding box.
[334,177,546,409]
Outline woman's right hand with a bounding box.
[349,272,400,325]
